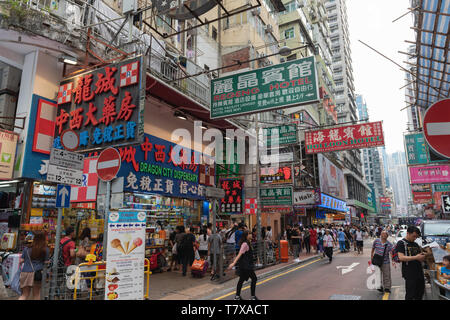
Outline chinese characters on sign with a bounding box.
[260,166,293,185]
[404,133,428,165]
[305,121,385,154]
[260,187,293,208]
[317,193,347,212]
[211,56,319,119]
[219,179,243,214]
[54,57,144,151]
[409,165,450,184]
[263,125,298,147]
[411,184,433,204]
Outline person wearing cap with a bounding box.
[396,226,426,300]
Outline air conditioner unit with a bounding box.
[265,24,273,33]
[252,8,261,16]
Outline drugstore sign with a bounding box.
[117,133,206,200]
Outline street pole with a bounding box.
[50,207,63,299]
[255,115,262,244]
[103,180,111,259]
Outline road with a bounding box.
[213,237,406,300]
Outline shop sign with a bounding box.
[293,189,320,205]
[260,152,293,164]
[260,165,293,185]
[411,184,433,204]
[380,197,391,203]
[442,195,450,214]
[71,202,96,209]
[106,211,146,300]
[216,144,240,179]
[33,184,56,196]
[205,186,225,199]
[318,154,345,199]
[409,165,450,184]
[294,207,306,216]
[320,87,338,123]
[70,157,99,203]
[219,179,243,214]
[54,56,145,152]
[263,125,298,147]
[260,187,292,207]
[0,129,19,180]
[318,193,347,213]
[211,56,319,119]
[305,121,384,154]
[404,132,428,165]
[433,184,450,192]
[118,133,206,200]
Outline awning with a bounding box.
[413,0,450,109]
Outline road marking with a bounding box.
[382,292,389,300]
[214,258,322,300]
[336,262,360,275]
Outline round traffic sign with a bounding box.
[423,99,450,159]
[96,147,121,181]
[61,129,79,151]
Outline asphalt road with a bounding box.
[213,237,406,300]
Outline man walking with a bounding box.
[396,226,426,300]
[371,231,394,293]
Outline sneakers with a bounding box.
[293,258,300,263]
[377,287,384,293]
[234,295,243,300]
[250,296,259,300]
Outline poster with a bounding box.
[105,211,146,300]
[0,129,19,180]
[317,154,345,199]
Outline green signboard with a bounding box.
[210,56,319,119]
[263,125,298,147]
[404,133,428,165]
[260,187,292,206]
[433,184,450,192]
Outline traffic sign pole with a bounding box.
[50,206,63,299]
[102,180,111,258]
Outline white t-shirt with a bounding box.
[198,234,209,251]
[323,235,334,248]
[265,230,273,241]
[226,228,236,244]
[356,231,363,241]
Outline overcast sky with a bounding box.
[347,0,415,155]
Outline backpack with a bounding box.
[48,239,72,269]
[392,239,406,263]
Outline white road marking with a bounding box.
[336,262,360,275]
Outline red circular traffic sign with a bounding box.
[423,99,450,159]
[96,147,121,181]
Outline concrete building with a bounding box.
[387,151,410,216]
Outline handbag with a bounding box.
[26,248,43,282]
[372,242,388,267]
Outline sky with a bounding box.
[347,0,415,154]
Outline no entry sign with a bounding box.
[423,99,450,159]
[97,147,121,181]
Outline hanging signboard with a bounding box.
[411,184,433,204]
[263,125,298,147]
[433,184,450,193]
[409,165,450,184]
[317,193,347,213]
[293,188,321,205]
[260,166,293,185]
[105,211,146,300]
[54,56,145,152]
[0,129,19,180]
[260,152,294,164]
[210,56,319,119]
[260,187,293,207]
[219,179,243,214]
[442,195,450,214]
[305,121,385,154]
[404,132,428,165]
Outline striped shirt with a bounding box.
[372,238,393,264]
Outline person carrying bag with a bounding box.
[371,231,394,293]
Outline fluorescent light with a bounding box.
[0,180,19,185]
[61,55,77,65]
[174,111,187,120]
[0,184,12,188]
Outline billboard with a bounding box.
[305,121,384,154]
[210,56,319,119]
[260,187,293,207]
[293,189,320,205]
[409,165,450,184]
[317,154,345,199]
[54,56,145,152]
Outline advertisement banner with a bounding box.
[260,187,292,207]
[318,154,346,199]
[404,133,428,165]
[305,121,385,154]
[54,56,145,152]
[263,125,298,147]
[293,189,320,205]
[411,184,433,204]
[0,129,18,180]
[260,166,293,185]
[409,165,450,184]
[317,193,348,213]
[105,211,146,300]
[211,56,319,119]
[219,179,243,214]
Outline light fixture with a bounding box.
[279,46,292,57]
[60,55,77,65]
[201,125,208,129]
[174,111,187,120]
[0,184,12,188]
[225,136,231,140]
[0,180,19,185]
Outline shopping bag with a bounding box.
[191,259,205,271]
[10,267,21,295]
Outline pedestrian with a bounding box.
[396,226,426,300]
[178,227,196,277]
[198,227,209,259]
[18,231,49,300]
[261,227,266,242]
[304,226,311,254]
[235,223,245,254]
[225,223,237,258]
[371,231,394,293]
[61,226,76,267]
[317,229,324,256]
[355,227,364,255]
[75,227,92,265]
[286,225,293,256]
[175,225,186,269]
[227,230,258,300]
[168,226,180,272]
[323,229,334,263]
[440,255,450,298]
[310,226,318,254]
[291,226,301,262]
[208,228,223,281]
[265,226,273,249]
[338,228,346,253]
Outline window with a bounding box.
[212,26,217,40]
[284,27,295,39]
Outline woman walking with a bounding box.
[323,229,335,263]
[227,231,258,300]
[178,227,196,276]
[19,231,49,300]
[198,227,209,259]
[303,226,311,254]
[309,226,317,254]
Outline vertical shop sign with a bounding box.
[219,179,243,214]
[105,211,146,300]
[0,129,19,180]
[404,133,428,165]
[211,56,319,119]
[54,56,145,152]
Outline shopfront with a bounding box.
[314,193,348,225]
[293,188,320,227]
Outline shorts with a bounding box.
[357,240,363,248]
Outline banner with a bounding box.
[411,184,433,204]
[260,166,293,185]
[318,154,345,199]
[404,132,428,165]
[219,179,243,214]
[54,56,145,152]
[409,165,450,184]
[0,129,18,180]
[305,121,384,154]
[105,211,146,300]
[263,125,298,147]
[211,56,319,119]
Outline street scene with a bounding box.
[0,0,449,304]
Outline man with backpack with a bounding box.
[394,226,426,300]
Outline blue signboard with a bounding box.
[117,133,207,200]
[56,184,71,208]
[317,193,348,213]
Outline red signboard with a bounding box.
[380,197,391,203]
[411,184,432,204]
[305,121,385,154]
[220,179,243,214]
[423,99,450,159]
[97,147,121,181]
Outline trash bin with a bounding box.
[279,240,289,262]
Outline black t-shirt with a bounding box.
[181,233,196,251]
[169,231,177,243]
[286,229,292,240]
[397,239,424,279]
[291,230,300,244]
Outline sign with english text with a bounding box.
[210,56,319,119]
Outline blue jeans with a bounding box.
[339,241,346,252]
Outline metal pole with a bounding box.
[255,116,262,267]
[103,181,111,258]
[50,207,63,299]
